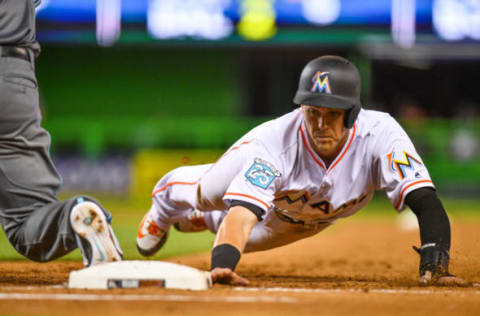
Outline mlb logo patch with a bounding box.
[245,158,281,189]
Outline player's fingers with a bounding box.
[211,268,249,286]
[211,268,237,284]
[436,276,468,287]
[230,273,250,286]
[419,271,432,285]
[419,271,469,287]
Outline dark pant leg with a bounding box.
[0,55,78,262]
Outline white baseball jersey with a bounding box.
[150,108,434,252]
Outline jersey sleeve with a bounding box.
[222,141,283,216]
[373,118,435,211]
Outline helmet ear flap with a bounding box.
[344,105,360,129]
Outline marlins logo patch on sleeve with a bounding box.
[387,149,423,180]
[245,158,281,189]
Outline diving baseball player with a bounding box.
[137,55,464,286]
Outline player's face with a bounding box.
[301,105,349,162]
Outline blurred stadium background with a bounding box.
[3,0,479,260]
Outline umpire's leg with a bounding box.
[0,52,78,262]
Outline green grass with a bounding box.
[0,194,478,261]
[0,196,215,261]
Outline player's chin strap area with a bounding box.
[412,243,451,279]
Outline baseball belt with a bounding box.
[1,46,31,62]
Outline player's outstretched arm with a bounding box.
[210,205,258,286]
[406,188,467,286]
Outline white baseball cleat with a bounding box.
[136,212,168,257]
[174,210,208,233]
[70,201,123,266]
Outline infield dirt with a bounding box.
[1,218,479,316]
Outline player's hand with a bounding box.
[419,271,468,287]
[211,267,249,286]
[413,244,468,287]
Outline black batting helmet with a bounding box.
[293,55,361,129]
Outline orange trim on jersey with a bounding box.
[299,124,357,172]
[224,192,270,210]
[395,179,434,209]
[201,140,254,178]
[299,125,326,170]
[327,123,356,174]
[152,181,197,196]
[151,141,254,198]
[229,140,253,152]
